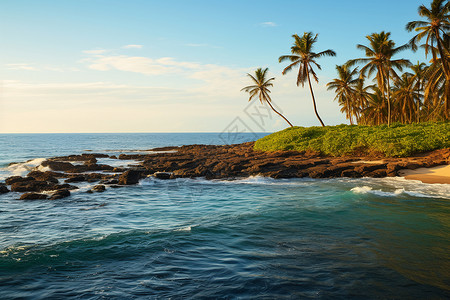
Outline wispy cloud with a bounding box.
[6,63,37,71]
[82,49,108,55]
[122,44,143,49]
[82,52,246,97]
[260,21,278,27]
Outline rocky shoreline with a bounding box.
[1,142,449,200]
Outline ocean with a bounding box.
[0,133,449,299]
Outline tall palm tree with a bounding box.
[241,67,293,127]
[347,31,411,126]
[410,61,428,122]
[406,0,450,75]
[406,0,450,119]
[326,65,360,124]
[279,32,336,127]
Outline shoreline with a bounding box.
[1,142,449,199]
[399,165,450,184]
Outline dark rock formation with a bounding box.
[154,172,174,179]
[118,170,145,185]
[19,193,48,200]
[49,189,71,200]
[92,185,106,192]
[0,183,9,194]
[5,176,35,185]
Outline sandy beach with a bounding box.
[399,164,450,184]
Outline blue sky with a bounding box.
[0,0,429,133]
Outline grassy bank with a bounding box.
[254,122,450,157]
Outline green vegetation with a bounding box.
[254,122,450,157]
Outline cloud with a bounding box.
[122,44,143,49]
[260,21,278,27]
[6,63,37,71]
[82,49,108,55]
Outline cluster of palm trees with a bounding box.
[242,0,449,128]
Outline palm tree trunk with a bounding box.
[435,29,450,80]
[386,76,391,127]
[265,100,293,127]
[346,97,354,125]
[306,71,325,127]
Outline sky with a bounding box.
[0,0,430,133]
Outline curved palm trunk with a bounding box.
[306,70,325,127]
[265,100,293,127]
[435,29,450,79]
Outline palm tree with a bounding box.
[361,88,387,125]
[392,73,423,123]
[326,65,360,124]
[347,31,411,126]
[410,61,428,122]
[241,67,293,127]
[406,0,450,119]
[406,0,450,75]
[353,78,373,123]
[279,32,336,127]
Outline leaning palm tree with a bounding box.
[241,67,293,127]
[327,65,360,125]
[279,32,336,127]
[347,31,411,126]
[406,0,450,75]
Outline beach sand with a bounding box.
[399,164,450,184]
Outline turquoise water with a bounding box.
[0,133,449,299]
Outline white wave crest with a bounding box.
[350,186,373,194]
[5,158,47,177]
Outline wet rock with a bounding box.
[55,184,79,190]
[41,160,75,172]
[100,179,119,185]
[154,172,174,180]
[92,185,106,192]
[27,171,59,183]
[0,183,10,194]
[64,175,86,183]
[49,189,71,200]
[11,180,52,192]
[118,154,147,160]
[118,170,145,185]
[5,176,35,185]
[19,193,48,200]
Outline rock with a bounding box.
[55,184,79,190]
[49,189,71,200]
[41,160,75,172]
[64,175,86,183]
[0,183,10,194]
[11,180,52,192]
[100,179,119,185]
[5,176,35,185]
[27,171,59,183]
[118,170,145,185]
[92,185,106,192]
[154,172,174,180]
[19,193,48,200]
